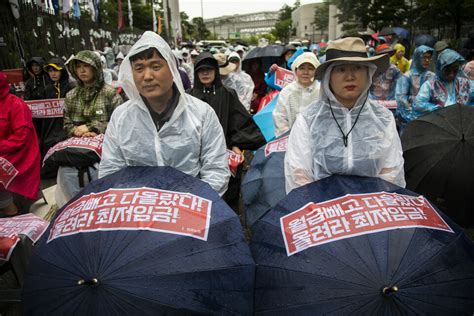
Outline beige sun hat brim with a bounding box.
[315,54,389,80]
[219,63,237,76]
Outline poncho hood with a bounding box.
[118,31,185,109]
[436,49,465,79]
[410,45,434,75]
[193,52,223,89]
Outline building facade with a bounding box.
[204,11,279,40]
[292,2,329,43]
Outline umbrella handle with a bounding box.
[77,278,99,286]
[382,286,399,296]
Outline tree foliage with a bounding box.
[331,0,474,39]
[180,11,195,41]
[271,1,300,42]
[331,0,408,33]
[313,1,330,37]
[413,0,474,39]
[191,17,210,41]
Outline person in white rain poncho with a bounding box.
[98,31,230,195]
[273,52,320,137]
[227,52,255,111]
[285,37,405,193]
[214,53,253,112]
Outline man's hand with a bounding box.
[73,124,89,137]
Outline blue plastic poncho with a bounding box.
[395,45,436,123]
[369,64,401,101]
[414,49,471,114]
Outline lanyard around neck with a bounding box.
[328,95,367,147]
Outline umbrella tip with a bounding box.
[382,286,399,296]
[77,278,99,286]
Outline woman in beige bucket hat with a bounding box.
[284,37,406,192]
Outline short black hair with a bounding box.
[129,47,164,63]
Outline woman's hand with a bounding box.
[73,124,89,137]
[82,132,98,138]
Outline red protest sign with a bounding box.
[281,192,453,256]
[379,100,397,109]
[43,134,104,165]
[25,99,65,118]
[3,68,25,96]
[227,149,243,177]
[264,135,289,157]
[0,214,50,261]
[47,187,212,243]
[0,157,19,189]
[274,67,295,90]
[0,236,20,261]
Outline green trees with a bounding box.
[271,1,300,42]
[331,0,408,33]
[313,1,329,38]
[329,0,474,39]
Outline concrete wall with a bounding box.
[204,11,278,40]
[292,2,328,43]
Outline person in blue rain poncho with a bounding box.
[414,49,471,114]
[395,45,436,126]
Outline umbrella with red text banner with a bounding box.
[22,166,255,315]
[241,133,289,227]
[250,175,474,315]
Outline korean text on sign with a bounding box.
[274,67,295,90]
[0,214,50,261]
[42,134,104,164]
[0,157,19,189]
[281,192,453,256]
[25,98,65,118]
[47,187,212,243]
[264,135,289,157]
[227,149,243,177]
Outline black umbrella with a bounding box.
[379,27,396,36]
[243,45,284,61]
[401,104,474,227]
[241,133,288,227]
[22,167,255,315]
[250,175,474,314]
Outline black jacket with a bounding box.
[24,57,50,100]
[187,52,266,150]
[43,58,75,99]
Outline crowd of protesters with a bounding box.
[0,29,473,218]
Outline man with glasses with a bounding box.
[395,45,436,128]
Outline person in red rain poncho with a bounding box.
[0,71,40,217]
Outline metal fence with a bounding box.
[0,1,142,70]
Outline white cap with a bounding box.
[291,52,320,73]
[235,45,245,52]
[115,52,125,60]
[228,51,241,61]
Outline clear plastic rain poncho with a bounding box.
[414,49,471,114]
[223,52,255,111]
[395,45,436,124]
[272,55,320,137]
[98,31,230,196]
[369,63,401,101]
[285,62,405,193]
